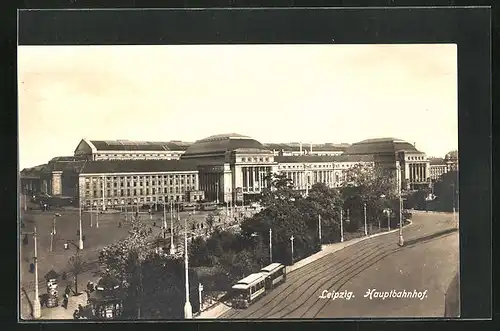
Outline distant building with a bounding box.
[19,134,451,207]
[74,138,190,161]
[343,138,431,191]
[263,142,348,157]
[77,159,201,209]
[429,150,459,182]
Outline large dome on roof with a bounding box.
[181,133,266,158]
[344,137,421,155]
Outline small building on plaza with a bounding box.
[87,275,125,320]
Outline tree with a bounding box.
[205,214,216,234]
[68,250,86,294]
[340,164,397,230]
[189,237,210,267]
[240,172,318,264]
[430,171,459,212]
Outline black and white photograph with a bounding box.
[17,42,461,321]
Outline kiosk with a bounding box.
[87,275,125,319]
[44,270,60,308]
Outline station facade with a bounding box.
[20,134,454,207]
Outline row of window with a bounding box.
[85,174,196,181]
[86,186,197,197]
[407,156,425,161]
[278,163,369,170]
[240,157,270,163]
[85,179,196,189]
[95,152,182,158]
[84,195,191,205]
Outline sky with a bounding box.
[18,44,458,169]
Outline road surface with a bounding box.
[220,212,459,319]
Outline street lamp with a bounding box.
[184,213,193,319]
[318,214,322,249]
[52,213,60,235]
[90,201,93,228]
[95,202,99,229]
[78,203,84,250]
[340,209,344,243]
[385,209,391,231]
[32,226,41,318]
[198,283,203,312]
[170,201,175,255]
[363,202,368,236]
[397,164,404,247]
[290,235,295,265]
[269,227,273,263]
[215,182,219,204]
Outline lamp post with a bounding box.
[290,235,295,265]
[269,227,273,263]
[95,202,99,229]
[340,209,344,243]
[90,201,93,228]
[78,203,84,250]
[215,182,219,204]
[198,283,203,312]
[318,214,322,249]
[32,226,41,319]
[363,202,368,236]
[52,213,60,235]
[387,209,391,231]
[169,201,175,255]
[184,213,193,319]
[398,164,404,247]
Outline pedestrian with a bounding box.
[63,293,69,309]
[118,221,122,228]
[82,235,86,242]
[153,222,156,227]
[76,229,80,236]
[149,227,152,234]
[64,242,69,250]
[29,263,35,273]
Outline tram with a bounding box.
[260,263,286,289]
[231,272,267,308]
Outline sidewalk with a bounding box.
[196,222,410,319]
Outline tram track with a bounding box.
[221,219,454,319]
[220,224,421,319]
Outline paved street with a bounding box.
[219,212,459,319]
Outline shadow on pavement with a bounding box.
[404,228,458,248]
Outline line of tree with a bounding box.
[97,215,200,319]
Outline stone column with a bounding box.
[51,171,63,196]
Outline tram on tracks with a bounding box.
[260,263,286,289]
[231,263,286,308]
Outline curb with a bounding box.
[196,220,412,319]
[286,220,412,274]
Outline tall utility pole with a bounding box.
[364,202,368,236]
[102,175,106,211]
[170,201,175,255]
[318,214,322,247]
[32,226,41,319]
[78,203,84,250]
[215,182,219,204]
[340,209,344,243]
[269,227,273,262]
[290,235,295,265]
[184,214,193,319]
[398,164,404,246]
[90,202,93,228]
